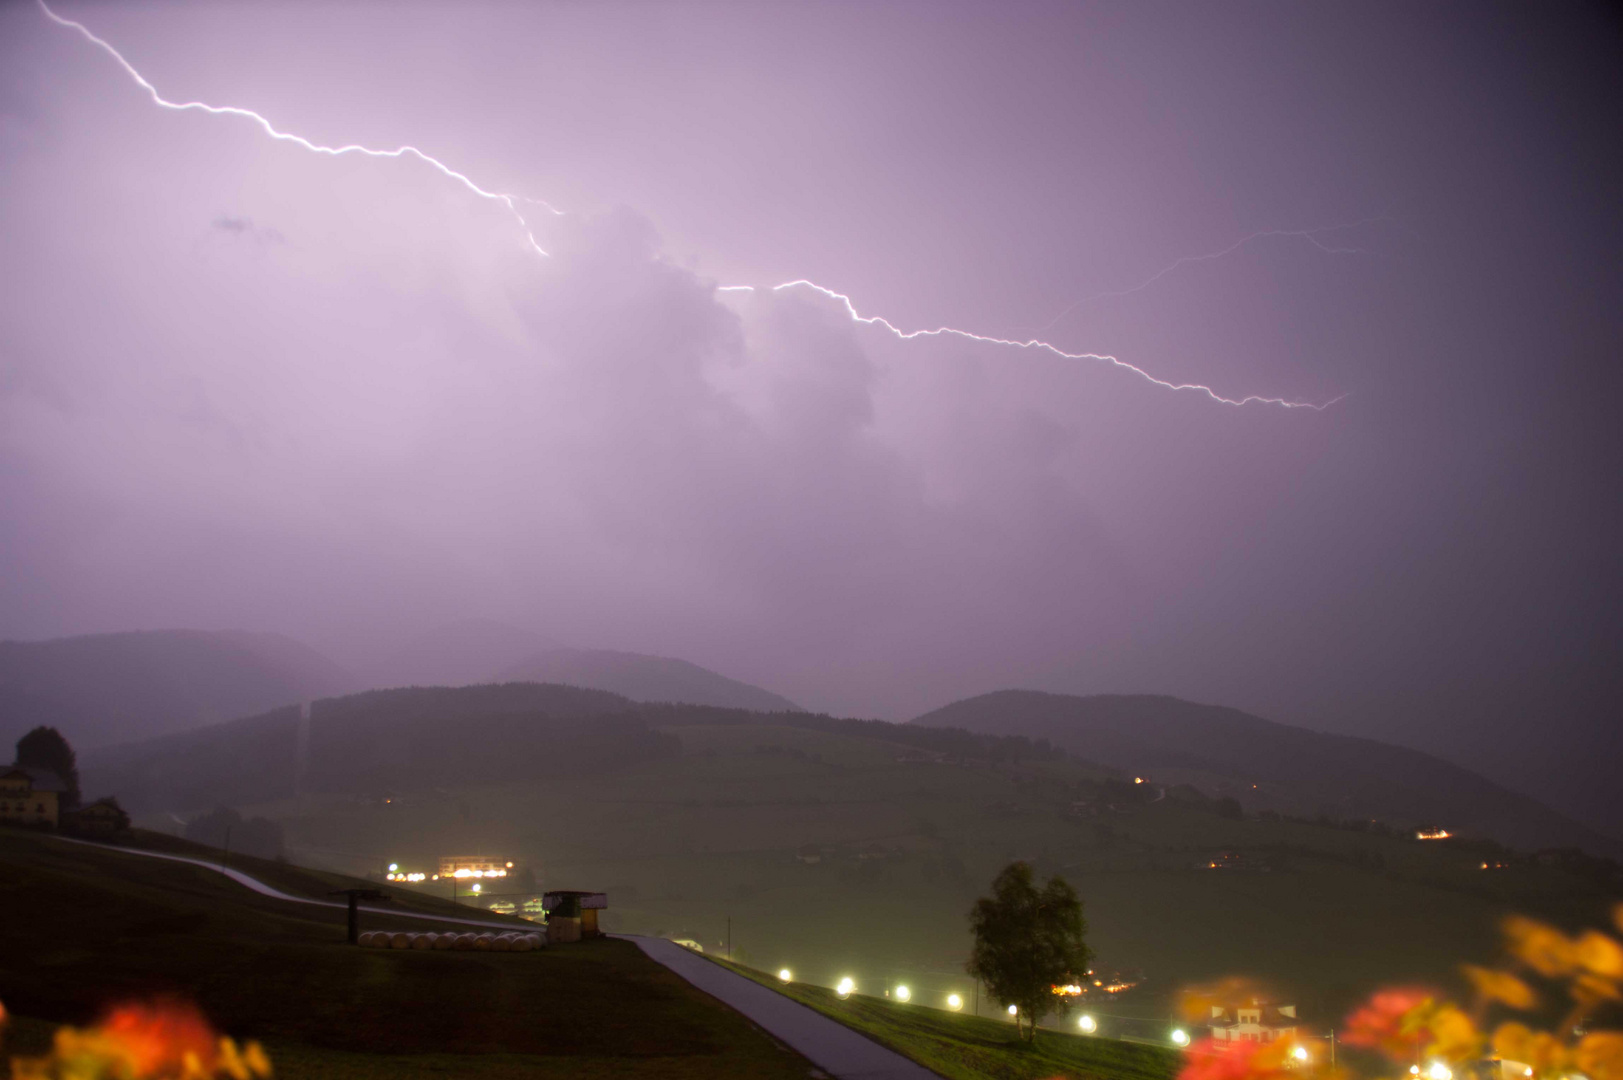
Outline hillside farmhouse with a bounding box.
[1209,1000,1299,1043]
[0,767,62,828]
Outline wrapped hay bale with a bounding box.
[455,933,476,950]
[357,931,378,947]
[491,935,512,952]
[512,935,533,952]
[433,932,455,950]
[527,933,547,949]
[411,933,435,950]
[390,932,411,949]
[472,934,492,951]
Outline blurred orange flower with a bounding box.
[1576,1032,1623,1080]
[1502,917,1577,978]
[4,997,271,1080]
[1462,966,1536,1010]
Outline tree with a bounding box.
[16,726,80,809]
[967,861,1093,1042]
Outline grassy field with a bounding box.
[712,953,1180,1080]
[229,720,1620,1030]
[0,828,816,1079]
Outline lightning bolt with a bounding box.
[37,0,560,256]
[38,0,1343,411]
[1022,221,1382,334]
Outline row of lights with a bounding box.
[775,969,1117,1036]
[386,862,514,881]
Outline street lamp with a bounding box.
[895,985,911,1003]
[1171,1029,1191,1047]
[1078,1015,1097,1034]
[778,968,792,983]
[946,994,963,1011]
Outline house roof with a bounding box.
[2,765,65,792]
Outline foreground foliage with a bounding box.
[1178,906,1623,1080]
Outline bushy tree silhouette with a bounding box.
[967,861,1093,1042]
[16,726,79,809]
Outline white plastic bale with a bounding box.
[455,933,476,950]
[473,934,492,951]
[390,932,411,949]
[433,932,455,950]
[527,933,546,949]
[512,935,533,952]
[492,935,512,952]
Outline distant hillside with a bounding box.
[82,682,671,812]
[913,691,1616,855]
[364,618,557,690]
[499,648,802,712]
[0,630,356,751]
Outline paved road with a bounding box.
[54,835,525,932]
[625,935,942,1080]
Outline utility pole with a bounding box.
[726,916,732,960]
[221,823,233,871]
[328,888,389,945]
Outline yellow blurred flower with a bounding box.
[1576,931,1623,978]
[1576,1032,1623,1080]
[1425,1005,1481,1063]
[1492,1022,1568,1076]
[1503,916,1577,978]
[1462,965,1537,1010]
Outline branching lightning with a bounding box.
[38,0,1347,411]
[1021,221,1382,334]
[37,1,560,257]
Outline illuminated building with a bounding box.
[0,767,61,828]
[1415,828,1451,840]
[438,855,513,879]
[1209,1000,1299,1044]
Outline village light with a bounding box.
[947,994,963,1011]
[895,985,910,1003]
[1008,1005,1018,1016]
[837,977,855,998]
[1427,1064,1452,1080]
[778,969,792,982]
[1171,1029,1191,1046]
[1078,1015,1097,1033]
[471,883,481,893]
[1410,1068,1421,1076]
[389,863,398,872]
[1292,1046,1310,1063]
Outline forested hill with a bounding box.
[913,691,1616,856]
[0,629,355,751]
[81,684,1065,814]
[498,648,802,712]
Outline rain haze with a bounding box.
[1,0,1619,845]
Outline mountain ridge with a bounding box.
[912,690,1616,855]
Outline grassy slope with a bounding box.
[712,954,1179,1080]
[0,829,813,1080]
[253,722,1617,1027]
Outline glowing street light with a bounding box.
[388,863,399,872]
[895,985,911,1003]
[1171,1029,1191,1046]
[946,994,963,1011]
[778,968,792,982]
[1292,1046,1310,1063]
[1008,1005,1019,1017]
[1078,1015,1098,1034]
[837,977,855,998]
[1427,1064,1452,1080]
[471,883,481,893]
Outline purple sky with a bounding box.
[1,2,1619,833]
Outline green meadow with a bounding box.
[237,721,1617,1027]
